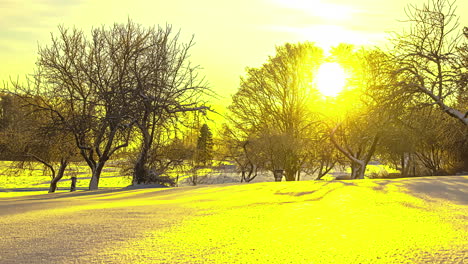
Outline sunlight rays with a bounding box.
[315,62,348,97]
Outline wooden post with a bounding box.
[70,176,77,192]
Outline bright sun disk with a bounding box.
[315,62,347,97]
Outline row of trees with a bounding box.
[223,0,468,181]
[0,93,215,191]
[1,21,212,191]
[0,0,466,191]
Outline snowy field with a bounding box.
[0,160,398,198]
[0,176,466,263]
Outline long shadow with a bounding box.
[30,174,127,186]
[365,176,468,208]
[236,182,354,207]
[0,187,89,192]
[0,187,127,200]
[0,186,174,218]
[1,182,237,204]
[273,180,354,197]
[402,176,468,205]
[241,187,345,209]
[1,184,215,206]
[271,176,468,211]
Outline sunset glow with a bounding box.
[315,62,348,97]
[1,0,468,263]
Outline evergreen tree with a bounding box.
[196,124,213,166]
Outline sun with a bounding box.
[315,62,347,97]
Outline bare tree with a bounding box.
[228,42,324,181]
[220,122,260,183]
[124,25,210,185]
[303,129,339,180]
[8,20,210,190]
[18,130,76,193]
[330,120,380,179]
[10,21,158,190]
[0,94,76,192]
[327,47,397,179]
[392,0,468,125]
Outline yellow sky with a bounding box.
[1,0,467,102]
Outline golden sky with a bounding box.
[1,0,467,101]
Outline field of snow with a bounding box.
[0,176,466,263]
[0,159,399,198]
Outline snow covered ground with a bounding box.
[0,176,466,263]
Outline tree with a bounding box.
[0,94,20,160]
[302,125,339,180]
[196,124,213,166]
[10,23,139,190]
[16,124,76,193]
[392,0,468,125]
[376,115,419,177]
[410,108,467,175]
[328,48,395,179]
[138,135,193,186]
[256,131,302,181]
[220,122,261,183]
[0,94,77,192]
[9,20,209,190]
[127,24,210,185]
[228,42,324,181]
[330,118,380,179]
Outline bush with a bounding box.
[144,170,177,187]
[367,170,389,179]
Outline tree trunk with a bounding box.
[330,124,379,181]
[284,170,296,181]
[242,163,257,183]
[316,161,335,180]
[133,129,151,185]
[350,163,358,179]
[48,178,59,193]
[240,170,246,183]
[48,160,68,193]
[70,176,77,192]
[350,162,365,179]
[356,165,365,179]
[316,161,326,180]
[401,153,407,177]
[133,153,148,185]
[89,162,105,190]
[273,169,283,182]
